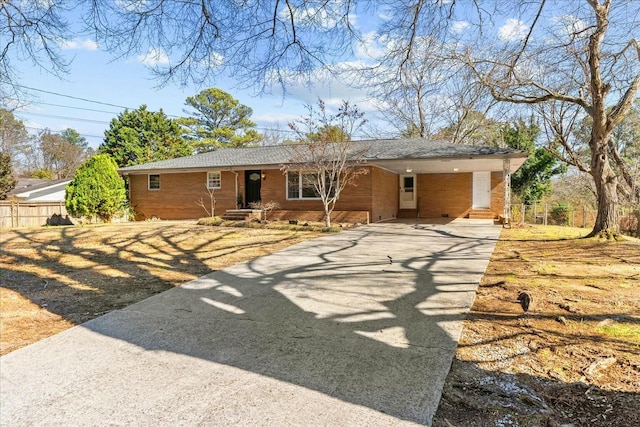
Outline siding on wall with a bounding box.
[371,167,398,221]
[129,171,238,220]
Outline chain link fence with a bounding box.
[510,203,639,237]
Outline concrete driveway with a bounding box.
[1,220,501,426]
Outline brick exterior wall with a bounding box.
[417,173,472,218]
[372,168,399,221]
[260,167,374,214]
[268,210,370,224]
[128,171,238,220]
[415,172,504,219]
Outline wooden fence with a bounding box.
[0,201,73,229]
[510,203,639,236]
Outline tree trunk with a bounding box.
[588,147,620,237]
[324,208,331,227]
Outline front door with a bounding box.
[400,174,417,209]
[473,171,491,209]
[245,170,262,207]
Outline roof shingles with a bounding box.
[118,138,527,173]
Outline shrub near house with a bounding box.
[66,155,127,222]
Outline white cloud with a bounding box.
[60,38,98,51]
[376,7,393,21]
[498,18,529,42]
[450,21,469,35]
[552,14,586,39]
[354,31,387,60]
[253,112,299,124]
[137,48,170,66]
[207,52,224,67]
[115,0,148,12]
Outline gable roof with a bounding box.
[7,178,71,197]
[5,178,71,202]
[118,138,528,174]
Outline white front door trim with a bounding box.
[400,174,417,209]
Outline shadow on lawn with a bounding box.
[0,223,304,325]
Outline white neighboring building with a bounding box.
[6,179,71,202]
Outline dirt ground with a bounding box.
[0,221,321,355]
[2,221,638,426]
[433,225,640,427]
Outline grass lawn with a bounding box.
[434,224,640,427]
[0,221,322,355]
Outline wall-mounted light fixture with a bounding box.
[406,168,413,173]
[261,173,266,180]
[453,168,459,172]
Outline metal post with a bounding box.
[503,158,511,225]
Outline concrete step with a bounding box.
[397,209,418,219]
[469,209,495,220]
[221,209,260,221]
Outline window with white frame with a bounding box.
[207,171,221,189]
[148,174,160,190]
[286,171,336,200]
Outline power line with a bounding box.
[15,84,134,111]
[37,102,121,116]
[16,111,111,125]
[24,126,104,140]
[14,84,185,119]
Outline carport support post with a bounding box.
[503,159,511,226]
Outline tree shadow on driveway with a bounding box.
[1,222,501,425]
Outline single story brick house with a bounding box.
[118,138,528,223]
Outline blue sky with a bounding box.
[6,2,553,149]
[14,42,380,149]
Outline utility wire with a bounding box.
[37,102,121,116]
[16,111,111,125]
[24,126,104,140]
[14,84,134,110]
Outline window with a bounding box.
[286,171,336,200]
[207,171,221,189]
[148,174,160,190]
[287,172,300,199]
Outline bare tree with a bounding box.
[462,0,639,237]
[39,130,89,179]
[284,100,369,227]
[248,200,280,221]
[196,185,217,218]
[0,0,70,102]
[86,1,363,91]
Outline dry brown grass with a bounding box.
[0,221,321,355]
[435,225,640,427]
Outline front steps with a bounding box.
[397,209,418,219]
[468,209,496,220]
[221,209,261,221]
